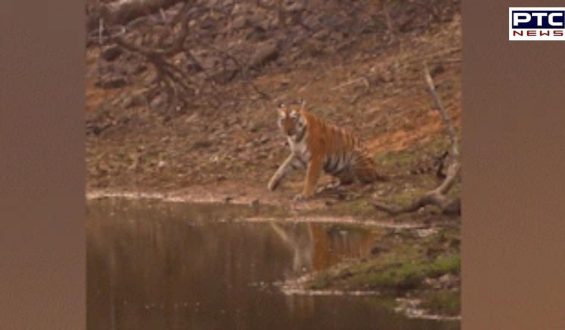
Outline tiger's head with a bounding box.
[276,101,307,139]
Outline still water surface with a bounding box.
[87,199,459,330]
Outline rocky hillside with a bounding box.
[86,0,462,202]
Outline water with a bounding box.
[87,199,459,330]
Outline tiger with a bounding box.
[267,101,385,200]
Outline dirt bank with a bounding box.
[86,0,461,199]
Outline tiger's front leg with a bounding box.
[268,154,300,191]
[298,156,323,200]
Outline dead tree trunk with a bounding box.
[372,64,461,216]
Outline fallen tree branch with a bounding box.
[108,2,200,111]
[100,0,270,110]
[372,64,461,216]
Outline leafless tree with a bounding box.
[372,64,461,216]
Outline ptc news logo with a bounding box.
[509,7,565,41]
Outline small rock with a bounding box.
[127,62,147,75]
[259,136,269,144]
[371,243,389,256]
[122,92,147,108]
[312,29,330,40]
[149,94,166,109]
[231,15,248,30]
[438,273,458,287]
[96,76,127,89]
[100,45,123,62]
[431,64,445,76]
[248,40,278,69]
[415,228,438,238]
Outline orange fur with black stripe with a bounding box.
[268,102,384,199]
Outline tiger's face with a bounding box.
[277,103,306,138]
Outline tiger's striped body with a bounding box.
[268,102,384,199]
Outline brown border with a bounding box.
[463,0,565,328]
[0,0,86,329]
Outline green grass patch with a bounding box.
[420,290,461,316]
[310,252,460,292]
[350,254,459,291]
